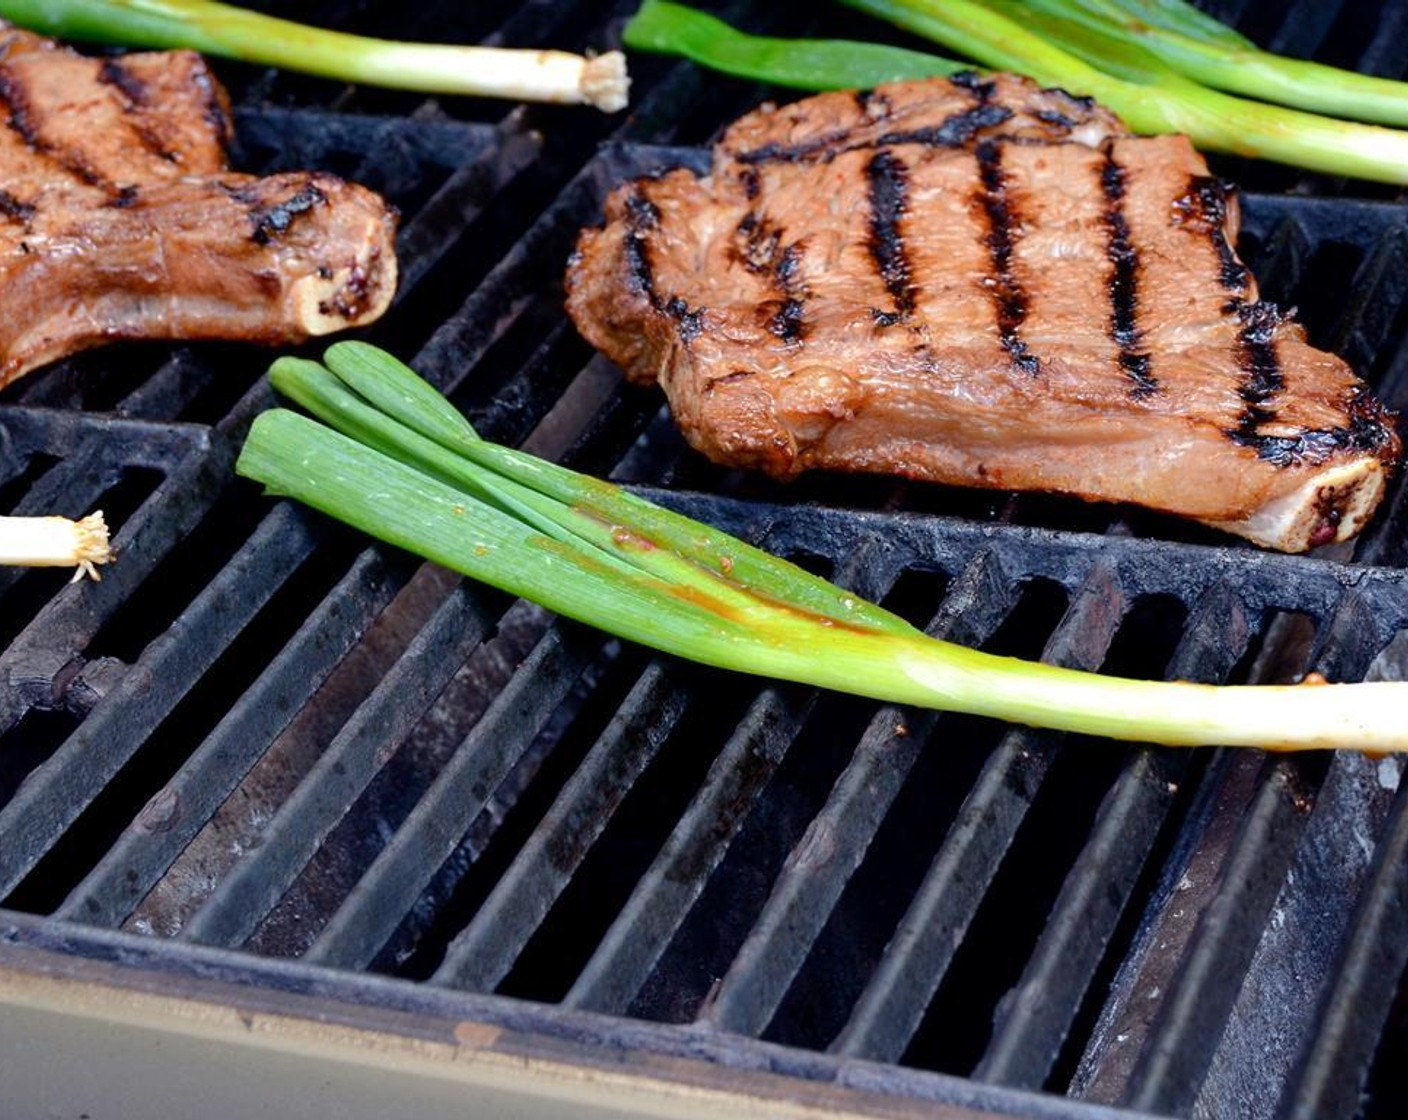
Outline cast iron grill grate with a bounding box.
[2,3,1408,1119]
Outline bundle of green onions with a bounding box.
[624,0,1408,183]
[0,0,629,112]
[236,343,1408,754]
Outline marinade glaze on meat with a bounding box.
[0,23,397,388]
[566,74,1401,552]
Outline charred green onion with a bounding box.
[0,0,629,111]
[234,344,1408,754]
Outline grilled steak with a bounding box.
[0,23,396,388]
[565,74,1401,552]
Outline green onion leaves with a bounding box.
[236,345,1408,754]
[623,0,964,91]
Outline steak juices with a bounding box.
[566,73,1400,551]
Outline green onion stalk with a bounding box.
[1008,0,1408,127]
[623,0,965,91]
[235,343,1408,754]
[0,0,629,111]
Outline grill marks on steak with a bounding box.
[0,23,397,388]
[1097,152,1156,397]
[865,149,918,327]
[973,139,1040,377]
[566,74,1401,551]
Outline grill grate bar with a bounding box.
[408,145,707,411]
[0,435,218,733]
[1265,0,1349,59]
[561,683,816,1016]
[389,123,543,296]
[430,658,692,991]
[975,586,1251,1090]
[0,414,203,615]
[1196,595,1392,1118]
[828,564,1129,1063]
[1325,229,1408,373]
[410,160,619,402]
[1277,765,1408,1120]
[0,501,314,901]
[115,349,226,423]
[1116,747,1328,1114]
[179,577,500,948]
[303,620,602,970]
[53,547,402,930]
[1353,5,1408,76]
[560,540,902,1017]
[698,559,1019,1039]
[0,450,116,610]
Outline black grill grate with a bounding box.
[3,3,1408,1119]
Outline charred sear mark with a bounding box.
[98,58,149,105]
[0,67,111,190]
[734,211,779,275]
[735,214,810,344]
[734,129,861,166]
[854,89,893,119]
[248,183,328,245]
[98,58,183,164]
[191,65,233,145]
[624,185,707,345]
[866,149,917,325]
[107,184,140,209]
[770,298,806,342]
[704,368,760,393]
[1035,108,1075,130]
[974,140,1039,375]
[1232,415,1397,467]
[734,104,1014,164]
[665,295,705,343]
[1173,175,1248,291]
[623,186,662,300]
[1228,298,1284,431]
[948,69,989,94]
[734,73,1010,165]
[0,187,34,225]
[1224,306,1400,466]
[1099,152,1156,396]
[873,105,1015,151]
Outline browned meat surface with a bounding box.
[566,73,1401,552]
[0,23,397,388]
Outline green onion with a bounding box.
[623,0,964,91]
[0,512,112,582]
[1082,0,1254,50]
[0,0,630,111]
[838,0,1408,183]
[1013,0,1408,127]
[235,344,1408,754]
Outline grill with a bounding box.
[3,3,1408,1118]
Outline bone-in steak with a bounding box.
[565,74,1401,552]
[0,24,397,388]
